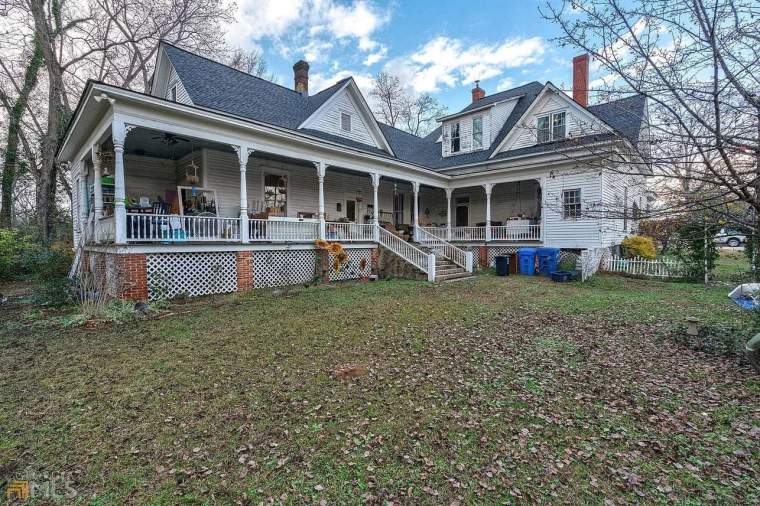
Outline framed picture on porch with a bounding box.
[177,186,219,216]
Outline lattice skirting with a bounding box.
[329,248,373,281]
[560,250,580,266]
[251,250,319,288]
[146,252,237,299]
[487,246,519,267]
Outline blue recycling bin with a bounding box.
[517,247,538,275]
[537,247,561,276]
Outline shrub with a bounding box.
[671,221,720,282]
[0,228,36,281]
[24,242,74,307]
[621,235,656,259]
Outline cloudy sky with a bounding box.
[225,0,591,113]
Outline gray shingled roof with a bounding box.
[163,43,647,172]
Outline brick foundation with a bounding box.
[479,245,489,269]
[118,253,149,300]
[235,251,253,291]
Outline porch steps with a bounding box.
[413,243,475,282]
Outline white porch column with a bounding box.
[371,172,380,242]
[539,176,546,242]
[112,121,133,245]
[315,161,327,240]
[484,183,493,242]
[236,145,251,243]
[76,161,87,238]
[412,181,420,241]
[445,188,453,241]
[92,147,103,221]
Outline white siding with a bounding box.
[543,169,603,249]
[489,99,518,144]
[599,168,646,247]
[203,147,417,223]
[501,93,605,152]
[166,64,192,105]
[422,181,540,226]
[124,155,179,204]
[441,113,490,158]
[306,90,379,148]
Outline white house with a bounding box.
[58,45,649,299]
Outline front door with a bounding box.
[455,197,469,226]
[346,200,356,222]
[393,193,404,228]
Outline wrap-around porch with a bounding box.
[79,126,543,247]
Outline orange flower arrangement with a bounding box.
[315,239,329,249]
[328,242,344,255]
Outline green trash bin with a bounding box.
[494,255,509,276]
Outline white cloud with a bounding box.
[496,77,514,91]
[385,36,545,93]
[225,0,389,61]
[363,46,387,66]
[310,69,375,98]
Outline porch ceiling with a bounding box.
[124,128,235,160]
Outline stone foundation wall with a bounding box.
[375,246,427,281]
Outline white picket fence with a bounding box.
[603,255,684,278]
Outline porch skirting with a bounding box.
[82,244,378,300]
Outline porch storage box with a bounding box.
[537,247,561,276]
[494,255,510,276]
[517,247,538,276]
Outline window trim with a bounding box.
[537,111,567,143]
[340,112,352,132]
[170,85,177,102]
[262,170,290,215]
[472,116,483,150]
[562,188,582,219]
[450,121,461,153]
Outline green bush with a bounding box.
[671,221,720,282]
[621,235,656,259]
[0,228,36,281]
[23,242,74,307]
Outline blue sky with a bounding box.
[226,0,589,113]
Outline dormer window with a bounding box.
[537,111,566,143]
[341,112,352,132]
[472,117,483,150]
[451,122,461,153]
[170,85,177,102]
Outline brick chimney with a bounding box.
[471,80,485,102]
[572,54,589,107]
[293,60,309,95]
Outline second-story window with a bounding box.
[472,117,483,149]
[170,85,177,102]
[341,112,352,132]
[451,122,461,153]
[537,111,567,143]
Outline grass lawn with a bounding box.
[1,271,758,504]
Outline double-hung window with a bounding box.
[562,189,581,219]
[537,111,567,143]
[450,122,461,153]
[472,116,483,150]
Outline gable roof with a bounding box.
[159,43,647,172]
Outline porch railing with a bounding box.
[326,222,375,242]
[249,219,319,242]
[126,213,240,242]
[378,226,435,281]
[420,225,541,242]
[415,227,470,270]
[491,224,541,241]
[450,226,486,241]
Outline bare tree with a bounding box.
[540,0,759,240]
[227,47,272,79]
[371,71,447,136]
[0,0,234,239]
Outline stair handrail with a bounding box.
[377,226,435,281]
[415,226,471,272]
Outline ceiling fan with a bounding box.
[152,132,190,145]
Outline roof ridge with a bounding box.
[589,93,645,109]
[479,80,543,100]
[378,122,426,140]
[160,40,305,98]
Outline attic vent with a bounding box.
[341,112,352,132]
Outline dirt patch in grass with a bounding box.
[0,276,757,504]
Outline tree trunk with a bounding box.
[0,36,44,228]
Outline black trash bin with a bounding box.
[494,255,509,276]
